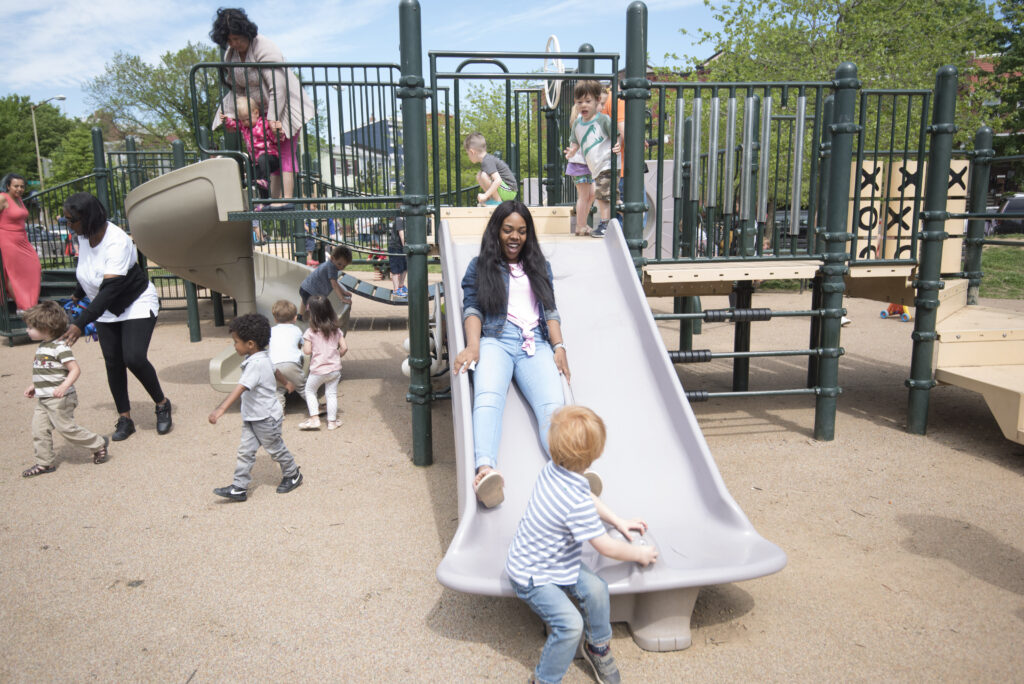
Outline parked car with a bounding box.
[987,194,1024,235]
[25,224,66,260]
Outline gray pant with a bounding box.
[33,394,105,466]
[232,416,299,488]
[274,361,306,413]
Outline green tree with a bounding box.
[673,0,1002,146]
[0,95,75,182]
[84,42,220,147]
[992,0,1024,155]
[49,124,96,186]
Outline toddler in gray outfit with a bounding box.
[209,313,303,501]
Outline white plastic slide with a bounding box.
[125,159,350,391]
[436,217,787,651]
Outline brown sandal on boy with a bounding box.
[93,437,110,464]
[22,464,56,478]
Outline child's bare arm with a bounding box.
[338,333,348,358]
[592,494,648,541]
[209,383,246,424]
[302,339,312,355]
[590,533,658,566]
[331,280,352,303]
[24,383,35,398]
[54,359,81,398]
[274,369,295,393]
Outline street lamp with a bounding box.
[31,95,66,190]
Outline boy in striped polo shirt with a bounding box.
[21,301,108,477]
[506,406,658,684]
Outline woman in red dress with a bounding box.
[0,173,42,313]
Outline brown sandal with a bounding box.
[22,464,56,478]
[93,437,110,464]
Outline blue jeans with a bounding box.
[511,566,612,684]
[472,324,563,470]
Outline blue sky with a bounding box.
[2,0,710,119]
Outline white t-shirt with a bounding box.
[571,113,613,176]
[76,222,159,323]
[269,323,304,365]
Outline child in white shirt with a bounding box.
[269,299,306,414]
[564,81,619,238]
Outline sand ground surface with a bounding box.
[1,287,1022,683]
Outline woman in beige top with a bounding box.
[210,7,314,204]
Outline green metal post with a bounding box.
[623,1,650,270]
[814,64,859,441]
[732,280,754,391]
[91,127,110,214]
[544,107,561,206]
[197,126,225,325]
[808,95,833,388]
[965,126,993,306]
[172,141,202,343]
[399,0,433,466]
[577,44,595,74]
[907,66,958,435]
[676,115,697,350]
[125,137,141,190]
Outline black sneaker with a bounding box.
[277,468,303,493]
[155,398,172,435]
[111,416,136,442]
[213,485,247,502]
[591,222,608,238]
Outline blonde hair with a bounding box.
[464,132,487,152]
[548,405,606,472]
[22,300,69,338]
[234,95,256,120]
[271,299,297,323]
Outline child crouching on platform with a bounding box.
[21,301,109,477]
[209,313,303,502]
[269,299,306,414]
[505,406,657,684]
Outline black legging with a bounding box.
[94,314,165,414]
[255,153,280,198]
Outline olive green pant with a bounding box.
[32,394,105,467]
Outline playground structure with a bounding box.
[6,0,1024,656]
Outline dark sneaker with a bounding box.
[277,468,303,494]
[591,222,608,238]
[111,416,136,442]
[155,398,172,435]
[213,485,247,502]
[583,643,621,684]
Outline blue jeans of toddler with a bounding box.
[511,566,613,684]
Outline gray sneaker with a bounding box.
[591,221,608,238]
[583,643,621,684]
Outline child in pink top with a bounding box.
[299,295,348,431]
[219,96,283,199]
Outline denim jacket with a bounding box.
[461,257,561,340]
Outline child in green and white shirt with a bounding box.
[21,301,108,477]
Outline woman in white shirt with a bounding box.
[59,193,171,441]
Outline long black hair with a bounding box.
[210,7,258,49]
[63,192,107,239]
[1,173,25,193]
[475,201,555,316]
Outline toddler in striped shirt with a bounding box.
[505,406,657,684]
[21,301,108,477]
